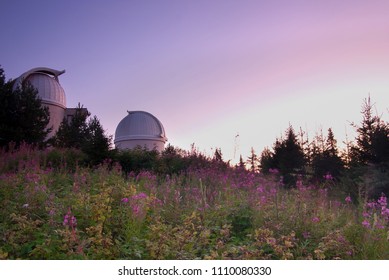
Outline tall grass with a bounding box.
[0,147,388,259]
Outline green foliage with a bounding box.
[0,66,51,148]
[351,96,389,165]
[311,128,344,181]
[52,105,111,165]
[53,104,90,149]
[260,126,306,186]
[1,145,389,260]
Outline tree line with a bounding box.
[1,66,388,198]
[239,96,389,198]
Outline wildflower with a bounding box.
[63,213,70,226]
[381,208,389,218]
[367,202,377,208]
[22,203,29,208]
[362,212,370,218]
[63,209,77,228]
[312,216,320,223]
[345,196,352,203]
[362,220,370,228]
[323,173,333,180]
[269,168,279,174]
[70,216,77,227]
[121,197,129,203]
[132,192,148,200]
[378,194,387,208]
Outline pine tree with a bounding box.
[53,104,112,164]
[247,147,259,172]
[272,125,306,185]
[311,128,344,181]
[351,97,389,165]
[0,67,51,147]
[259,147,274,173]
[83,115,112,165]
[53,104,90,148]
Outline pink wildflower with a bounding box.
[269,168,279,174]
[367,202,377,208]
[381,208,389,218]
[345,196,352,203]
[323,173,333,180]
[362,220,370,228]
[132,192,148,200]
[63,209,77,228]
[121,197,129,203]
[362,212,370,218]
[312,216,320,223]
[378,194,387,207]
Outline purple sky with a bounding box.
[1,0,389,163]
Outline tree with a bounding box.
[247,147,259,173]
[259,147,273,173]
[0,66,51,148]
[52,104,90,149]
[311,128,344,181]
[83,116,112,165]
[272,125,306,186]
[53,104,112,165]
[351,97,389,165]
[237,154,246,170]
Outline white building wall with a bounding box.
[115,139,165,152]
[44,103,65,139]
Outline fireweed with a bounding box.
[1,147,389,259]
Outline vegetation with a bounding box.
[52,104,112,165]
[0,65,388,259]
[0,144,388,259]
[0,67,51,148]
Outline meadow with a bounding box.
[0,145,388,260]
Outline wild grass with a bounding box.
[0,147,388,259]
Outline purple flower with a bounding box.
[345,196,352,203]
[132,192,148,200]
[121,197,129,203]
[362,212,370,218]
[323,173,333,180]
[312,216,320,223]
[378,194,387,207]
[269,168,279,174]
[63,213,70,226]
[63,209,77,228]
[362,220,370,228]
[381,208,389,218]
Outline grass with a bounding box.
[0,146,388,259]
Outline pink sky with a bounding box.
[1,0,389,162]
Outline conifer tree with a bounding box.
[311,128,344,180]
[247,147,259,172]
[351,97,389,165]
[272,125,306,185]
[0,67,51,147]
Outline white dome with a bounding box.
[114,111,167,151]
[13,67,66,108]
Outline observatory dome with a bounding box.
[114,111,167,152]
[13,67,67,139]
[13,67,66,108]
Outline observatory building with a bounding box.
[13,67,85,139]
[114,111,167,152]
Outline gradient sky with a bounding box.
[1,0,389,163]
